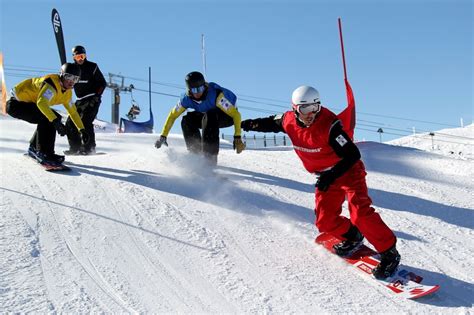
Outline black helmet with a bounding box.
[185,71,205,89]
[60,63,81,77]
[72,45,86,55]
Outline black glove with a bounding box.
[241,119,257,132]
[76,94,101,109]
[80,129,90,145]
[155,135,168,149]
[316,170,337,192]
[233,136,246,154]
[91,94,101,105]
[52,118,66,136]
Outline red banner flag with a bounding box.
[337,79,356,139]
[0,53,8,115]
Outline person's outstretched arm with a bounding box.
[241,114,286,134]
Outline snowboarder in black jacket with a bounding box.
[65,45,107,155]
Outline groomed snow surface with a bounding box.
[1,116,473,313]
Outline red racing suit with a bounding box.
[242,108,396,253]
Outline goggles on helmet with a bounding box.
[62,73,80,84]
[190,85,206,94]
[72,54,86,61]
[294,102,321,115]
[73,53,86,61]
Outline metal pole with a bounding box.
[107,73,133,124]
[201,34,207,77]
[149,67,152,109]
[429,132,435,150]
[112,88,120,124]
[377,128,384,143]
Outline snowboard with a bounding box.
[63,150,106,156]
[24,153,71,172]
[315,233,440,299]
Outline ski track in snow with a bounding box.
[1,117,473,313]
[24,158,131,312]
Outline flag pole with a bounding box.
[149,66,152,110]
[338,17,348,81]
[201,34,207,77]
[336,18,356,140]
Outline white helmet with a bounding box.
[291,86,321,126]
[292,85,320,106]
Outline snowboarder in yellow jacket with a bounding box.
[6,63,90,164]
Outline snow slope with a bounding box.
[388,125,473,160]
[1,116,473,313]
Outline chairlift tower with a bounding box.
[107,73,134,124]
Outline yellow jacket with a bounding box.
[12,74,84,130]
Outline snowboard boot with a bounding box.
[204,153,218,168]
[64,148,80,155]
[80,146,96,155]
[372,244,401,279]
[333,225,364,256]
[28,146,38,156]
[28,147,63,165]
[46,153,65,164]
[28,146,43,162]
[28,146,49,162]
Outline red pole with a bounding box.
[336,18,356,140]
[338,17,348,80]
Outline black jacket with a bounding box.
[74,59,107,99]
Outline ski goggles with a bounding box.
[63,73,80,84]
[73,53,86,61]
[294,102,321,115]
[190,85,206,94]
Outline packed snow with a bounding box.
[0,116,473,313]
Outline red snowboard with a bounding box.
[316,233,440,299]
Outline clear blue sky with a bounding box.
[1,0,472,141]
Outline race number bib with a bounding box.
[336,134,348,147]
[43,89,54,101]
[219,96,233,111]
[174,100,184,112]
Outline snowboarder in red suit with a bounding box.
[241,85,400,279]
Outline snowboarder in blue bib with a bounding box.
[155,71,245,165]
